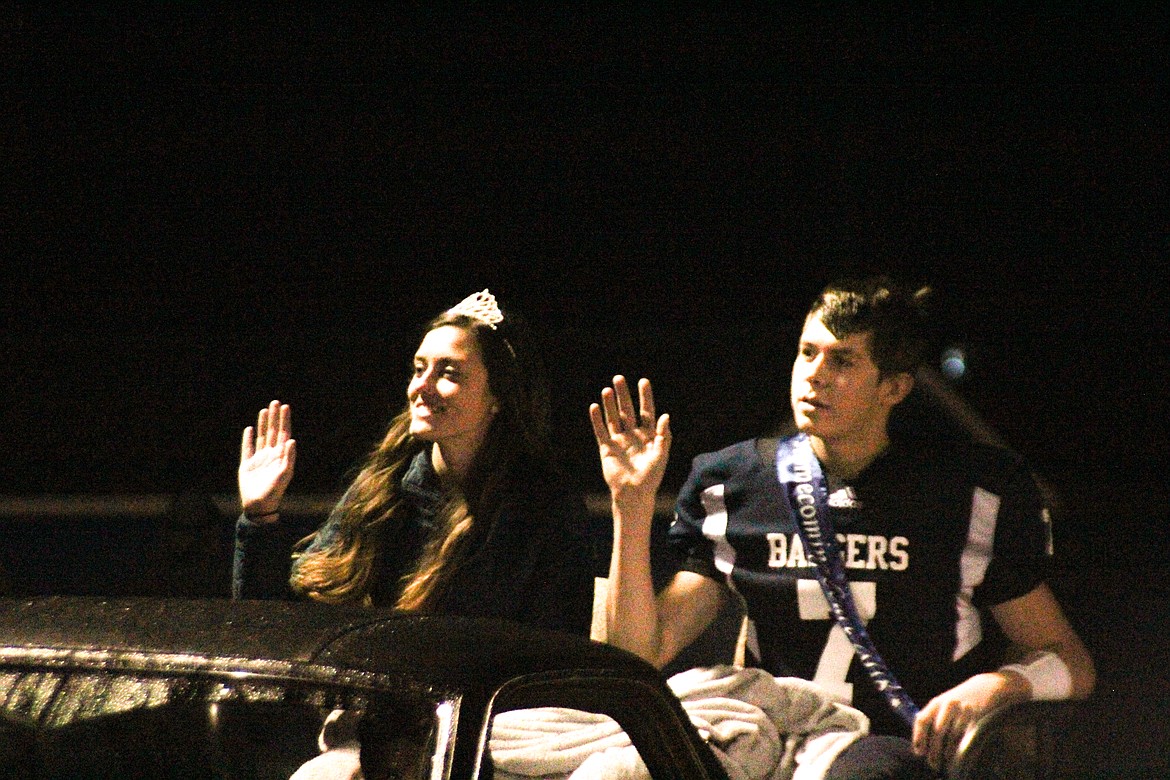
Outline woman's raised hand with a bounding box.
[589,376,671,509]
[238,400,297,522]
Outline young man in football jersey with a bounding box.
[590,277,1094,778]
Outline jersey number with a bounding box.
[797,579,877,704]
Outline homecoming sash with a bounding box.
[775,434,920,727]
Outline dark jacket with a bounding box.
[233,449,596,637]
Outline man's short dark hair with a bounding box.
[807,277,931,377]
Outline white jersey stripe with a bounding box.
[700,484,736,575]
[700,484,761,660]
[954,486,1000,661]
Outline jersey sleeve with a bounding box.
[667,449,732,584]
[971,447,1054,608]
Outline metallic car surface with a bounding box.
[0,596,729,780]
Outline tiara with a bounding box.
[447,289,504,330]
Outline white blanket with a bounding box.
[490,665,868,780]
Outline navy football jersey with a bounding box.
[669,434,1052,735]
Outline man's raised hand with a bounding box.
[589,376,671,508]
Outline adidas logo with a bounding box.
[828,486,861,509]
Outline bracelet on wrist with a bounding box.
[245,509,280,521]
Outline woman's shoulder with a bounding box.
[507,450,574,487]
[501,454,587,520]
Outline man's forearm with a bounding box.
[606,495,665,666]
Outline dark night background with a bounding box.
[1,6,1168,774]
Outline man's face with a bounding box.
[789,313,906,447]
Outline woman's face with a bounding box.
[407,325,499,453]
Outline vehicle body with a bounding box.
[0,596,728,780]
[0,595,1082,780]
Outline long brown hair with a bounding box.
[289,304,551,610]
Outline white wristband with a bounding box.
[1000,651,1073,701]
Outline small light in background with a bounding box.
[940,346,968,381]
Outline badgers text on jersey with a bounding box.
[766,532,909,570]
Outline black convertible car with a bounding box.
[0,597,728,780]
[0,596,1067,780]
